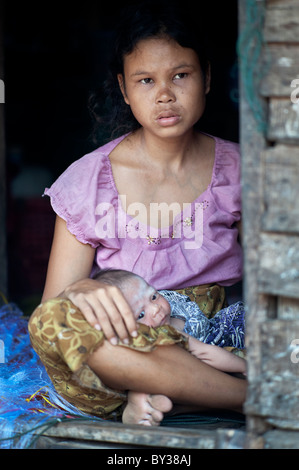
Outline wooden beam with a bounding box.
[36,420,217,449]
[258,233,299,298]
[261,145,299,233]
[278,297,299,320]
[238,0,268,446]
[264,3,299,42]
[264,430,299,450]
[268,98,299,143]
[246,319,299,423]
[260,44,299,97]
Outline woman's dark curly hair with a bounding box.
[89,0,209,145]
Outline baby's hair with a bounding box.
[93,268,143,291]
[89,0,209,143]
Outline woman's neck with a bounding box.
[137,128,199,171]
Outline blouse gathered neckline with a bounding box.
[104,132,218,234]
[44,133,242,290]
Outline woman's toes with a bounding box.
[122,392,173,426]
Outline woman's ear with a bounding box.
[117,74,130,105]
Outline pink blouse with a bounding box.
[44,134,242,290]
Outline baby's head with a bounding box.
[94,269,171,328]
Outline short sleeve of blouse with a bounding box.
[44,144,116,249]
[211,139,241,224]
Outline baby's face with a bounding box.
[123,278,171,328]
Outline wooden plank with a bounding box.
[246,319,299,422]
[258,233,299,298]
[268,98,299,143]
[261,320,299,380]
[238,0,267,374]
[39,420,217,449]
[215,429,246,449]
[37,427,248,450]
[264,430,299,449]
[238,0,268,447]
[35,435,147,450]
[264,4,299,42]
[278,297,299,320]
[267,0,299,8]
[240,0,299,447]
[260,45,299,97]
[261,145,299,233]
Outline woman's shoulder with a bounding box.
[46,135,128,190]
[212,134,240,156]
[203,134,241,214]
[197,132,240,169]
[211,135,240,181]
[44,134,129,218]
[43,135,128,248]
[65,134,128,174]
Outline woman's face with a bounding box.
[118,37,210,140]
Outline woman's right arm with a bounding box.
[42,215,138,344]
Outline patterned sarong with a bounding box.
[28,285,230,419]
[28,298,188,419]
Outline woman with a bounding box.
[28,1,246,426]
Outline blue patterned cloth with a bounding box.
[159,291,245,349]
[0,303,93,448]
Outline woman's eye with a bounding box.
[174,73,188,80]
[140,78,153,85]
[138,311,145,320]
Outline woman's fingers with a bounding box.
[65,280,138,344]
[91,296,132,344]
[96,286,138,342]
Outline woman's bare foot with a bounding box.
[122,391,173,426]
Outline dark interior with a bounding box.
[3,1,239,311]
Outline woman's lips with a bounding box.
[156,110,181,127]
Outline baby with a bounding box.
[94,269,246,375]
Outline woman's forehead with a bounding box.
[124,37,200,74]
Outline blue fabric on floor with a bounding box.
[0,303,98,448]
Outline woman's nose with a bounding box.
[156,84,176,104]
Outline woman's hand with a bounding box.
[42,216,138,345]
[62,278,138,345]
